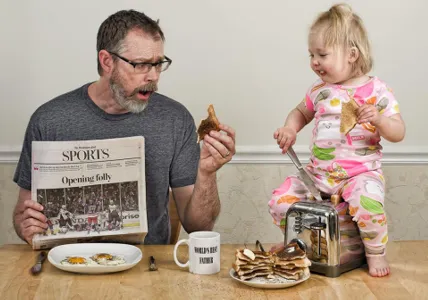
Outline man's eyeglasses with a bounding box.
[109,52,172,74]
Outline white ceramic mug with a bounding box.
[173,231,220,275]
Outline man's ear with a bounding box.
[99,50,114,74]
[348,46,360,63]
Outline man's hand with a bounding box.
[274,126,297,154]
[199,123,235,175]
[14,189,48,245]
[357,104,382,126]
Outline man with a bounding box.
[98,209,109,232]
[12,9,235,246]
[85,199,99,234]
[108,199,121,230]
[58,204,74,231]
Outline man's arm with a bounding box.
[13,188,47,244]
[172,123,235,233]
[172,169,220,233]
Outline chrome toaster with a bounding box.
[284,196,366,277]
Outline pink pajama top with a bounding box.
[304,77,400,182]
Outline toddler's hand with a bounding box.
[357,104,382,126]
[274,126,297,154]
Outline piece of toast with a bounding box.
[197,104,220,143]
[340,99,359,135]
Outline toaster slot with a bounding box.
[310,217,327,257]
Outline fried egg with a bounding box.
[91,253,126,266]
[91,253,113,261]
[61,256,88,265]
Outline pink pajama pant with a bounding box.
[268,170,388,253]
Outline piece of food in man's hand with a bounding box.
[197,104,220,143]
[340,99,359,135]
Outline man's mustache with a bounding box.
[130,82,158,96]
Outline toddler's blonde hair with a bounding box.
[310,3,373,75]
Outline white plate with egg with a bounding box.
[48,243,142,274]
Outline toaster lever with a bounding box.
[310,222,326,230]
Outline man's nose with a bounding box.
[146,66,160,82]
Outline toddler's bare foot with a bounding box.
[366,254,390,277]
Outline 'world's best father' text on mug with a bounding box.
[173,231,220,275]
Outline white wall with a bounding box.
[1,0,427,154]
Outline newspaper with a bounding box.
[31,136,147,250]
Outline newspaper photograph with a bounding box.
[31,136,147,250]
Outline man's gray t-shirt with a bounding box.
[13,83,200,244]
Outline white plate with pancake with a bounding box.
[229,268,310,289]
[48,243,142,274]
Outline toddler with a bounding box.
[268,3,405,277]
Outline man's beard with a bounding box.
[109,69,158,113]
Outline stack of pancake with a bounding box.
[233,242,311,281]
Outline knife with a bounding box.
[30,251,47,275]
[286,146,323,201]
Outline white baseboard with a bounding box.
[1,144,427,164]
[0,146,21,163]
[232,145,428,164]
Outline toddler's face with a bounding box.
[308,32,353,85]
